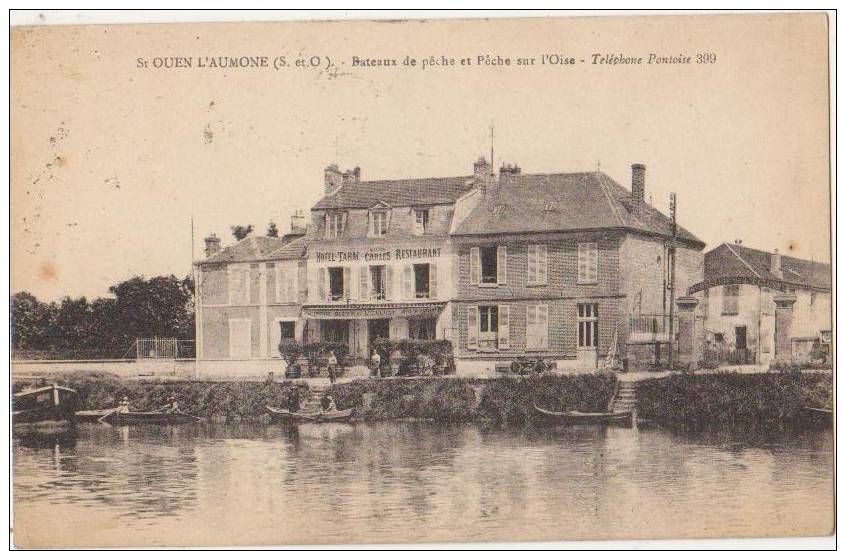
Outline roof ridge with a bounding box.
[596,171,626,226]
[724,242,763,278]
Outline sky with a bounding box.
[11,13,831,301]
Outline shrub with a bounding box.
[637,372,833,430]
[371,338,455,376]
[478,371,617,426]
[509,357,554,375]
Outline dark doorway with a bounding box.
[322,319,349,343]
[735,326,747,350]
[368,318,390,345]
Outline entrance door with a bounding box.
[734,326,748,363]
[321,319,349,343]
[368,318,390,351]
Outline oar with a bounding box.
[97,409,117,424]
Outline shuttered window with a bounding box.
[497,305,510,349]
[526,304,549,350]
[722,285,740,315]
[578,243,598,284]
[227,265,250,305]
[528,244,548,285]
[275,264,298,303]
[325,211,346,238]
[470,247,481,285]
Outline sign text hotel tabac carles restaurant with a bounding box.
[193,156,718,376]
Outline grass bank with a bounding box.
[326,371,618,425]
[13,371,308,423]
[637,372,832,430]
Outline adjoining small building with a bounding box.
[194,214,307,362]
[689,242,832,366]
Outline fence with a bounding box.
[135,338,195,360]
[628,314,678,343]
[704,347,757,366]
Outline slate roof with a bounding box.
[704,243,831,290]
[450,171,704,246]
[196,235,304,265]
[313,176,473,209]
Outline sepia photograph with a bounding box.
[9,10,834,548]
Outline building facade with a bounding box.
[689,242,831,365]
[449,162,705,373]
[195,158,706,375]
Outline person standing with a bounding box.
[370,348,382,378]
[327,350,338,384]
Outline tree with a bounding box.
[230,224,254,241]
[11,292,56,350]
[266,221,279,237]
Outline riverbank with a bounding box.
[636,371,833,430]
[15,370,618,425]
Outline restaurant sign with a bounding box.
[314,246,442,263]
[303,303,444,319]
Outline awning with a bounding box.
[302,302,446,320]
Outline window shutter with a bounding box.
[470,247,481,285]
[403,265,413,300]
[359,266,369,301]
[385,265,394,300]
[497,246,507,285]
[498,305,510,349]
[538,245,548,284]
[276,264,289,302]
[341,212,347,235]
[324,213,330,239]
[467,305,479,350]
[343,267,351,300]
[528,245,538,284]
[319,267,326,302]
[288,266,297,303]
[588,244,598,282]
[538,304,549,349]
[429,263,438,298]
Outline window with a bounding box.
[577,303,599,348]
[325,211,346,238]
[227,265,250,305]
[471,246,506,286]
[409,317,436,340]
[370,211,388,237]
[279,321,295,340]
[414,264,430,298]
[527,244,548,285]
[275,264,298,303]
[414,209,429,235]
[369,265,387,300]
[578,243,598,284]
[479,305,499,350]
[722,284,739,315]
[526,304,549,350]
[328,267,345,301]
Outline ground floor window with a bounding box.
[526,304,549,350]
[279,321,295,340]
[321,319,349,343]
[577,303,598,348]
[409,317,437,340]
[479,305,498,349]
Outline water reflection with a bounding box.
[13,421,833,547]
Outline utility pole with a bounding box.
[667,193,677,370]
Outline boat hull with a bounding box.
[266,405,353,423]
[13,385,78,426]
[533,405,633,426]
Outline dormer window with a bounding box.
[413,208,429,235]
[325,211,346,239]
[370,210,388,237]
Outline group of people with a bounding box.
[322,348,383,383]
[115,395,181,414]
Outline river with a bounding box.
[13,421,833,547]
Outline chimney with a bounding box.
[498,163,521,184]
[290,210,307,234]
[324,164,343,195]
[770,249,783,278]
[631,164,645,206]
[473,156,490,180]
[342,166,361,186]
[204,233,221,258]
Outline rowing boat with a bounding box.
[75,408,118,421]
[266,405,353,423]
[533,404,633,425]
[98,410,199,424]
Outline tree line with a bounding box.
[11,275,195,359]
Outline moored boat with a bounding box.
[75,408,119,421]
[266,405,354,423]
[533,403,633,426]
[13,383,78,427]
